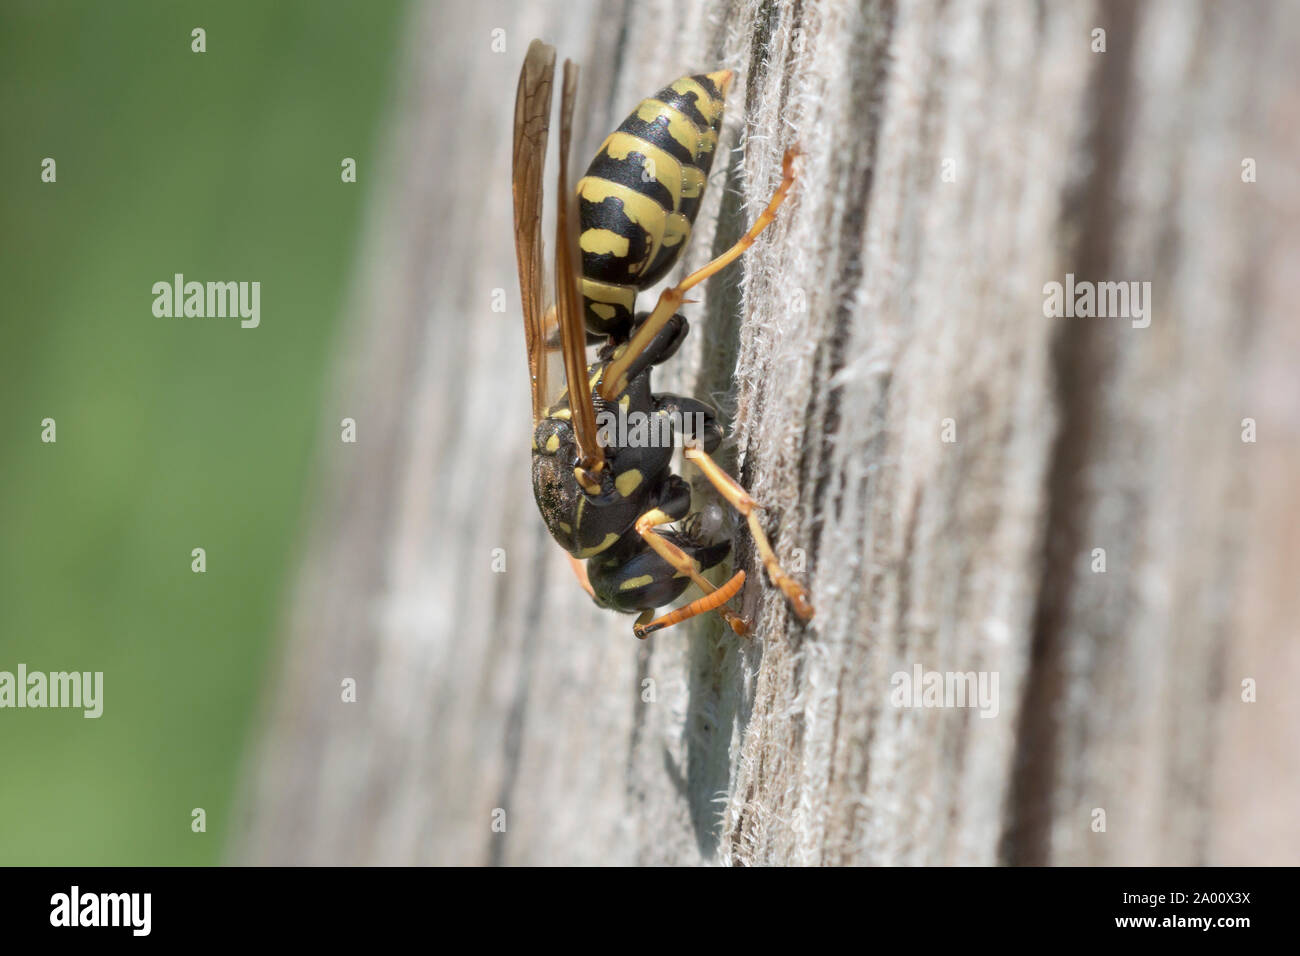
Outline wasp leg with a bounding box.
[684,446,815,621]
[602,312,688,377]
[634,571,746,639]
[634,507,748,636]
[566,553,595,599]
[599,147,800,400]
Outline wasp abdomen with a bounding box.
[576,71,732,338]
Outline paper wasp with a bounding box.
[512,39,813,638]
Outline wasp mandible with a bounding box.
[512,39,812,638]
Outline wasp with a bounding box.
[512,39,813,638]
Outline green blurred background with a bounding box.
[0,1,406,864]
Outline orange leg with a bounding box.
[598,147,801,401]
[634,571,746,639]
[684,446,814,621]
[634,507,748,636]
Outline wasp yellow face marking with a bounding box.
[671,78,724,125]
[580,228,631,257]
[576,532,620,559]
[550,407,571,421]
[591,303,617,321]
[545,433,560,453]
[615,469,642,497]
[620,574,655,591]
[557,521,572,534]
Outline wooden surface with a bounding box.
[232,0,1300,865]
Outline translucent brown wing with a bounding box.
[512,39,556,423]
[554,58,604,469]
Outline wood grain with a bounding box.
[232,0,1300,865]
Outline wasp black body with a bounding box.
[532,314,726,615]
[513,40,812,637]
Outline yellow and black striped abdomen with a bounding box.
[576,70,732,337]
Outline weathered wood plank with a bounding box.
[233,0,1300,865]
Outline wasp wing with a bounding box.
[554,57,605,470]
[512,39,557,423]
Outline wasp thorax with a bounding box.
[532,417,576,460]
